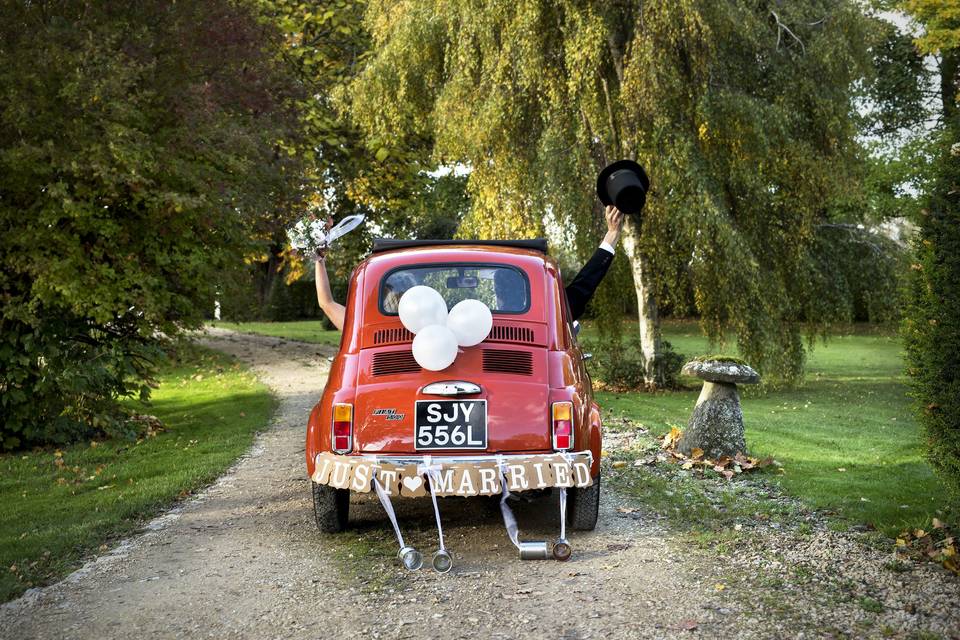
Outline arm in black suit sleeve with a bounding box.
[565,247,614,321]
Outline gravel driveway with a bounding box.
[3,330,958,640]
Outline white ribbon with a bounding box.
[559,487,567,541]
[324,214,365,245]
[372,476,406,550]
[497,457,521,550]
[559,451,578,541]
[418,456,447,552]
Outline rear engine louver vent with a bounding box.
[482,349,533,376]
[488,325,535,344]
[372,350,421,376]
[373,327,415,345]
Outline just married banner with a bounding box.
[311,451,593,498]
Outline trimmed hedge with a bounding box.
[903,133,960,492]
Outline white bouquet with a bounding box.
[286,214,365,258]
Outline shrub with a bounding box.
[903,133,960,492]
[583,337,685,390]
[0,311,163,450]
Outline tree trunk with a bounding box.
[619,215,664,387]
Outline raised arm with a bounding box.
[564,206,624,321]
[315,256,346,331]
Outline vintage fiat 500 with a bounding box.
[306,238,602,541]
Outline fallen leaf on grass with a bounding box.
[648,429,780,480]
[661,426,682,449]
[897,520,959,575]
[616,506,639,514]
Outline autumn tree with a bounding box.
[238,0,469,312]
[349,0,900,385]
[0,0,305,448]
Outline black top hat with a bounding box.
[596,159,650,215]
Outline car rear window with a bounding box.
[380,264,530,314]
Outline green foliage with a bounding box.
[903,135,960,492]
[584,337,685,390]
[863,20,933,137]
[349,0,901,384]
[860,16,936,225]
[0,313,163,450]
[0,1,304,449]
[255,0,472,311]
[900,0,960,493]
[902,0,960,54]
[694,355,747,365]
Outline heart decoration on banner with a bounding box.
[398,286,494,371]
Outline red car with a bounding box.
[306,239,602,534]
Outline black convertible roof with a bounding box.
[371,238,548,254]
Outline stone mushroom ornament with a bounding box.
[676,359,760,459]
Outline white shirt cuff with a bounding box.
[599,241,615,256]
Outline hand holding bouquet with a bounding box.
[287,214,365,260]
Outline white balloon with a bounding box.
[412,324,459,371]
[398,286,448,334]
[446,299,494,347]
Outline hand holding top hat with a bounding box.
[596,160,650,218]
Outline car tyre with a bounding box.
[567,472,600,531]
[312,482,350,533]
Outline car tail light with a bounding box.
[552,401,573,451]
[332,403,353,453]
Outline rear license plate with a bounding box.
[414,400,487,450]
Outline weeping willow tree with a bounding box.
[349,0,896,385]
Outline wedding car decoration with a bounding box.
[306,238,604,572]
[286,213,365,256]
[312,451,593,496]
[398,285,494,371]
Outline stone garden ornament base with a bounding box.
[677,360,760,459]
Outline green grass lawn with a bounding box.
[210,320,342,346]
[588,319,953,536]
[0,347,276,603]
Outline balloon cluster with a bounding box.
[398,286,493,371]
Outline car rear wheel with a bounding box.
[567,472,600,531]
[312,482,349,533]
